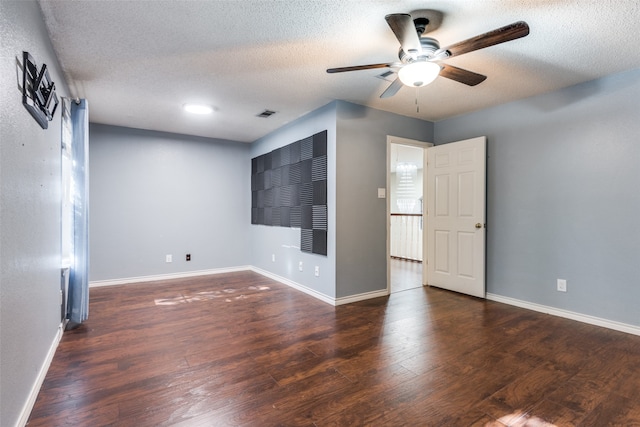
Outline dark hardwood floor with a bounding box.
[390,258,422,293]
[29,271,640,426]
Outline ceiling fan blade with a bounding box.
[326,63,395,73]
[385,13,422,58]
[439,64,487,86]
[435,21,529,59]
[380,78,403,98]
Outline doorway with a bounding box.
[387,136,432,293]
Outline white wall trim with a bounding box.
[335,289,389,306]
[487,293,640,337]
[250,267,388,306]
[17,323,64,427]
[249,266,336,305]
[89,266,252,288]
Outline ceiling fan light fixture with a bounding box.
[183,103,214,115]
[398,61,440,87]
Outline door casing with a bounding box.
[386,136,433,293]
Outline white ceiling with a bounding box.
[39,0,640,143]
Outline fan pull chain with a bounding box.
[415,87,420,113]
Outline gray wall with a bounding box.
[250,102,338,297]
[0,1,69,426]
[335,102,433,297]
[89,124,251,281]
[435,67,640,326]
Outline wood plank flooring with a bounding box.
[28,271,640,426]
[390,258,422,293]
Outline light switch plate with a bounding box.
[377,188,386,198]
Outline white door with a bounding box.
[426,137,486,298]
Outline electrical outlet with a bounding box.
[299,261,303,272]
[557,279,567,292]
[271,254,276,262]
[314,266,320,277]
[186,253,191,261]
[166,254,172,263]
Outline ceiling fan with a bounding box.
[327,13,530,98]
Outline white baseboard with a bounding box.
[89,266,252,288]
[17,323,64,427]
[249,266,336,305]
[335,289,389,305]
[250,267,389,306]
[487,293,640,337]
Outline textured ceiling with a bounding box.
[38,0,640,143]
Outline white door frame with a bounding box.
[386,135,433,293]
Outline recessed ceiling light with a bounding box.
[183,103,214,115]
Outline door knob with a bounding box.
[475,223,482,229]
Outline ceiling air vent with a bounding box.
[257,109,276,118]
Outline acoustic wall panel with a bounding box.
[300,182,313,206]
[280,207,290,227]
[313,205,327,230]
[313,180,327,205]
[251,130,327,255]
[301,136,313,160]
[312,156,327,181]
[301,229,313,253]
[301,205,313,230]
[313,230,327,255]
[291,206,301,228]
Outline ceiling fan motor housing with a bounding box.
[399,37,440,63]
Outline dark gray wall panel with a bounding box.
[251,131,328,255]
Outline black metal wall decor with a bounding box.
[251,130,327,256]
[22,51,59,129]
